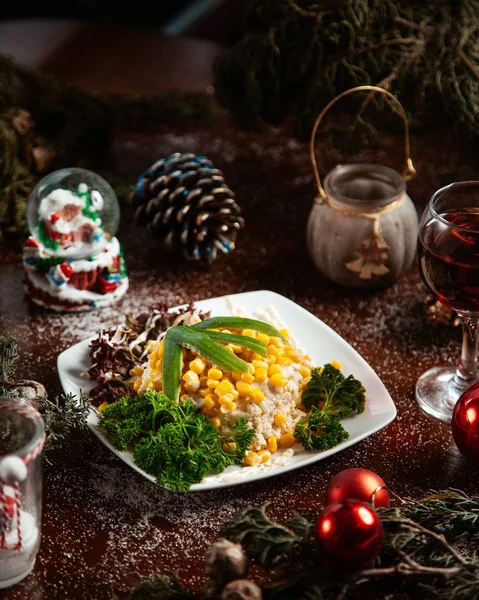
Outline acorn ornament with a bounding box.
[132,153,244,264]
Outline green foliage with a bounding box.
[214,0,479,140]
[128,572,195,600]
[0,334,18,384]
[301,364,366,416]
[0,55,214,240]
[38,392,90,453]
[295,409,349,451]
[162,319,282,401]
[99,391,255,491]
[294,364,365,451]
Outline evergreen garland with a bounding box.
[213,0,479,139]
[125,490,479,599]
[0,55,215,241]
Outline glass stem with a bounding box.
[454,315,479,390]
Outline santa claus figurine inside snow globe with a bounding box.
[23,168,128,311]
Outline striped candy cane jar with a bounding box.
[0,397,45,588]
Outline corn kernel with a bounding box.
[270,336,284,348]
[251,388,265,403]
[299,366,311,378]
[180,394,190,402]
[236,381,252,397]
[219,393,235,405]
[215,380,235,396]
[149,351,158,366]
[207,378,219,388]
[258,450,272,463]
[286,349,300,362]
[145,379,155,390]
[242,329,257,338]
[267,344,281,358]
[279,328,289,339]
[254,367,268,382]
[199,375,209,387]
[227,343,242,353]
[331,359,342,371]
[270,373,288,388]
[241,373,255,384]
[98,401,109,413]
[265,354,277,365]
[223,442,237,453]
[246,363,255,374]
[220,400,236,414]
[204,394,218,409]
[276,356,291,366]
[279,432,296,448]
[257,333,270,345]
[184,383,200,394]
[267,435,278,452]
[130,365,144,377]
[208,367,223,380]
[157,340,165,357]
[189,357,206,375]
[244,451,261,466]
[210,417,221,428]
[182,371,200,390]
[252,359,268,370]
[133,378,142,392]
[152,380,162,392]
[268,364,282,377]
[199,387,210,398]
[231,371,242,382]
[221,329,233,334]
[274,413,287,428]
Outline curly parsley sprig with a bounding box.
[294,364,366,451]
[99,391,255,491]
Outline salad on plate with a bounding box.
[86,302,366,491]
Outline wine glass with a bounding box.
[416,181,479,422]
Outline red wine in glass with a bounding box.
[418,208,479,314]
[416,182,479,424]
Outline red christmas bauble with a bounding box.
[452,383,479,462]
[325,468,390,508]
[316,500,383,569]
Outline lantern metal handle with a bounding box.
[310,85,417,205]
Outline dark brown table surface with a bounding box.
[0,19,478,600]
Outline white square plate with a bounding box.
[57,290,396,491]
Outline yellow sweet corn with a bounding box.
[210,417,221,428]
[215,380,235,396]
[220,400,236,413]
[244,451,261,466]
[130,365,144,377]
[270,373,288,388]
[267,435,278,452]
[204,394,218,409]
[98,401,109,413]
[208,367,223,380]
[274,413,287,428]
[241,373,255,384]
[254,367,268,382]
[236,381,252,397]
[279,432,296,448]
[251,388,265,403]
[331,359,342,371]
[242,329,257,338]
[268,364,282,376]
[256,333,270,345]
[189,357,206,375]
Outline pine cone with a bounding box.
[132,152,244,264]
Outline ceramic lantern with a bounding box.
[307,85,419,288]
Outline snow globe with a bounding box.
[23,168,128,311]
